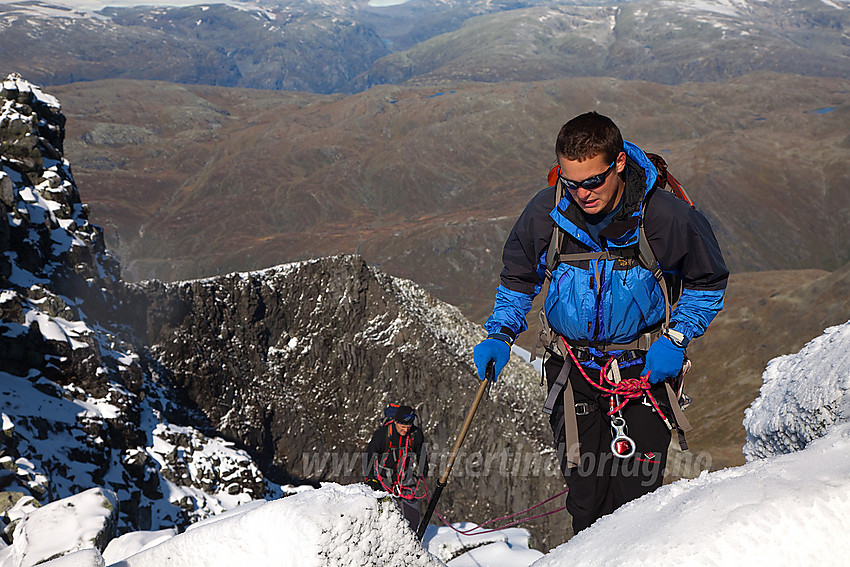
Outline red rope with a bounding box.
[374,426,428,500]
[560,337,670,427]
[425,483,568,536]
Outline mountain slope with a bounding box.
[52,73,850,324]
[359,0,850,88]
[2,0,848,94]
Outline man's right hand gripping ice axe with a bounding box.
[473,338,510,382]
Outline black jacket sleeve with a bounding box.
[643,189,729,291]
[499,186,557,295]
[364,426,388,479]
[411,427,428,477]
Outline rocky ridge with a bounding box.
[0,76,567,560]
[0,74,279,544]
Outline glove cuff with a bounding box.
[487,331,515,346]
[664,328,688,349]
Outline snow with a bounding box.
[109,484,444,567]
[0,73,60,109]
[1,488,117,567]
[743,320,850,460]
[5,319,850,566]
[533,423,850,566]
[25,308,90,349]
[0,0,286,18]
[102,529,177,565]
[45,550,106,567]
[449,540,542,567]
[511,344,542,374]
[425,524,543,565]
[368,0,412,6]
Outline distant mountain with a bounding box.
[359,0,850,88]
[1,0,848,93]
[0,0,390,93]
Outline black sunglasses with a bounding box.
[559,159,616,191]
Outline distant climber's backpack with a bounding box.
[382,404,400,425]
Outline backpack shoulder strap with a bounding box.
[639,153,695,331]
[645,152,695,208]
[637,199,671,331]
[544,168,564,282]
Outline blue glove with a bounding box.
[473,338,510,382]
[641,335,685,384]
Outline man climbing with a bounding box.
[473,111,728,534]
[364,405,428,530]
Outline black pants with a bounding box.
[398,497,420,531]
[545,355,671,534]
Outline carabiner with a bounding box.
[610,416,636,459]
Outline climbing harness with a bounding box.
[373,423,427,500]
[556,336,691,459]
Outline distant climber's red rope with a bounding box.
[424,483,567,536]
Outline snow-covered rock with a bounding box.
[38,549,105,567]
[743,320,850,460]
[101,528,177,565]
[111,484,445,567]
[1,488,116,567]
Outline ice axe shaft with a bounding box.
[416,361,493,541]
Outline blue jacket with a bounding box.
[485,142,728,353]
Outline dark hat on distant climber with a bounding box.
[393,405,415,424]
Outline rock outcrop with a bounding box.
[133,255,565,545]
[0,74,278,544]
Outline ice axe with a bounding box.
[416,360,494,541]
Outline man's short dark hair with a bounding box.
[555,111,624,164]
